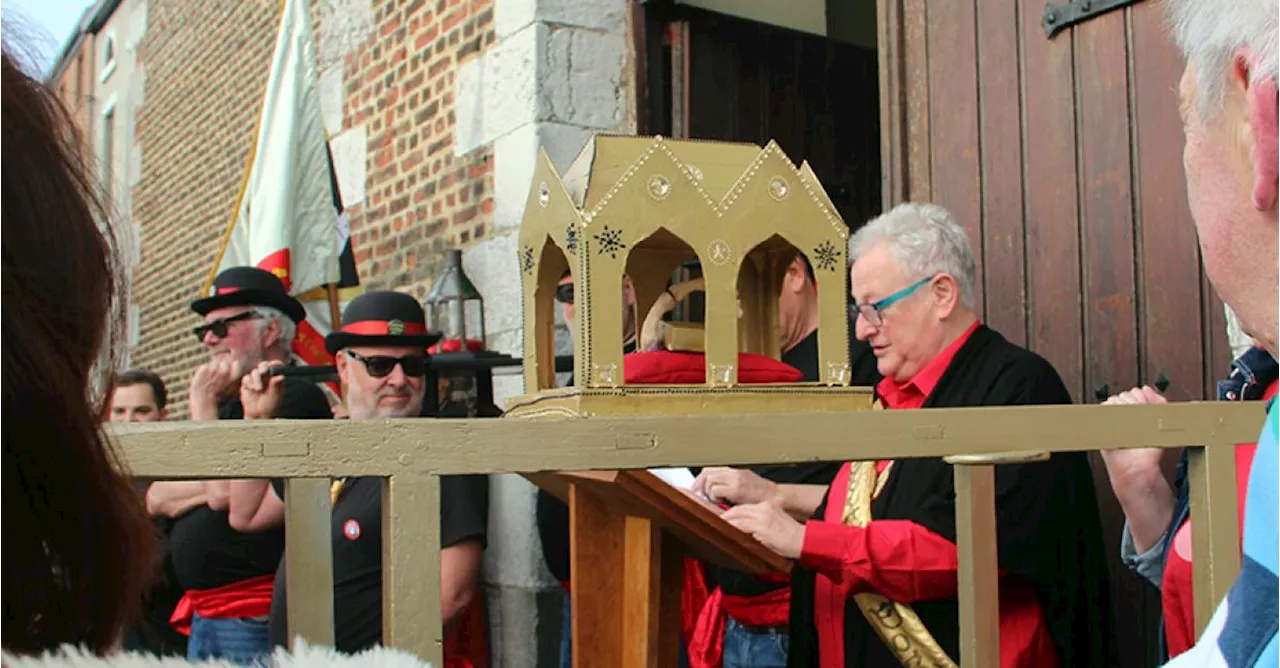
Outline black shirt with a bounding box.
[167,377,332,590]
[122,513,190,657]
[267,474,489,652]
[781,327,882,387]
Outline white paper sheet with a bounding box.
[649,467,696,490]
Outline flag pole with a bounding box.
[326,283,342,329]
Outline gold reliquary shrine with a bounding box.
[505,134,875,418]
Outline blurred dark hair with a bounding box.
[1,50,156,654]
[114,369,169,410]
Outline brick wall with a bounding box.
[52,39,96,158]
[339,0,496,299]
[131,0,496,416]
[131,0,280,417]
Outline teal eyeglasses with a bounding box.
[849,275,936,327]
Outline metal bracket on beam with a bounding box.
[1042,0,1144,39]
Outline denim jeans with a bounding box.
[187,613,271,666]
[559,593,572,668]
[722,617,789,668]
[560,592,692,667]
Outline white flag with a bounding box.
[205,0,352,364]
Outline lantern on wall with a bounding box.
[423,249,510,417]
[425,249,486,351]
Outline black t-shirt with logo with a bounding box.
[267,474,489,652]
[167,377,332,591]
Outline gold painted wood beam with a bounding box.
[382,474,444,666]
[950,463,1000,667]
[284,478,336,649]
[111,402,1265,478]
[1186,440,1242,636]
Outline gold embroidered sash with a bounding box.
[843,403,958,667]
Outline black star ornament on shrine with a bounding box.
[594,226,627,259]
[813,240,840,271]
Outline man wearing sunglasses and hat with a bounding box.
[153,267,332,665]
[242,291,488,662]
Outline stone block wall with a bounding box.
[452,0,633,660]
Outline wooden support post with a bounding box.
[1187,441,1241,635]
[951,461,1003,667]
[571,483,627,668]
[284,478,335,649]
[621,516,683,668]
[383,474,443,665]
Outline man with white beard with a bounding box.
[246,291,488,663]
[1105,1,1277,666]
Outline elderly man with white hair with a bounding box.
[1120,1,1277,667]
[694,203,1115,667]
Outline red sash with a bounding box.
[170,574,275,635]
[684,559,790,668]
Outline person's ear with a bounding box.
[932,275,961,317]
[783,257,806,293]
[336,351,351,384]
[1235,49,1278,211]
[261,317,282,349]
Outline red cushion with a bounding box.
[623,350,804,385]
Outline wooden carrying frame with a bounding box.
[525,469,790,667]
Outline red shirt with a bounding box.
[1161,379,1279,656]
[799,321,1059,667]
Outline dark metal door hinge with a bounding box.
[1042,0,1145,38]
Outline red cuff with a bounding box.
[799,519,861,578]
[799,519,961,602]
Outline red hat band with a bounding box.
[340,320,429,336]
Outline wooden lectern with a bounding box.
[526,470,791,668]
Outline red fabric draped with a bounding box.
[170,574,275,636]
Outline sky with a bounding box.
[3,0,96,76]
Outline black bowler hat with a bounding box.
[191,266,306,323]
[324,291,442,354]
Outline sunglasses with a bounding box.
[345,350,429,378]
[193,311,261,342]
[555,283,575,305]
